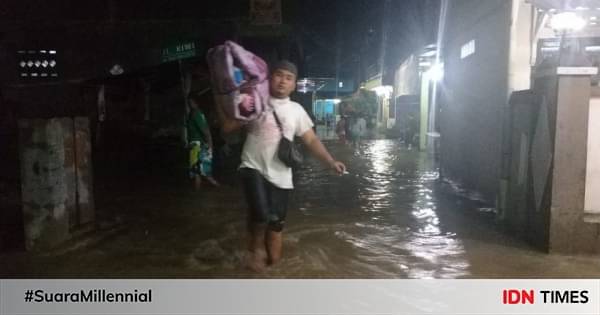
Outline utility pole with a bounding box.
[335,0,342,100]
[377,0,390,129]
[379,0,390,80]
[335,18,341,100]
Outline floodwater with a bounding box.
[2,139,600,278]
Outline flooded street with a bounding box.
[2,139,600,278]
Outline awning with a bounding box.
[528,0,600,11]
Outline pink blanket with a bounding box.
[206,41,269,121]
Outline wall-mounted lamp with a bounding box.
[110,64,124,76]
[371,86,393,98]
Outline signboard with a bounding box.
[556,67,599,75]
[363,77,382,90]
[161,42,197,63]
[250,0,282,25]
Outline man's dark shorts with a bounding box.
[240,168,291,232]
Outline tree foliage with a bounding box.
[342,88,378,117]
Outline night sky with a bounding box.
[1,0,439,83]
[279,0,440,81]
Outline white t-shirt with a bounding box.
[240,97,314,189]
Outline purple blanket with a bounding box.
[206,41,269,121]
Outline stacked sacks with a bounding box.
[207,41,269,122]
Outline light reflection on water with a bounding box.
[144,139,597,279]
[284,139,469,278]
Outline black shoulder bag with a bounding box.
[273,111,303,168]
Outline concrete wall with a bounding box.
[585,90,600,216]
[507,49,600,253]
[440,0,512,202]
[18,117,94,251]
[74,117,95,227]
[19,118,74,250]
[548,75,599,253]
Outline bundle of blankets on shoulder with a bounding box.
[206,40,269,122]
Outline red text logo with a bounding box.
[502,289,535,304]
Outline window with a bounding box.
[17,49,59,79]
[460,40,475,59]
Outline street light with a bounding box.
[426,63,444,82]
[549,11,587,68]
[550,12,586,32]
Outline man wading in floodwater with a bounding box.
[217,60,346,271]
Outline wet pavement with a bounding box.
[2,139,600,278]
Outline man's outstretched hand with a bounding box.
[329,160,346,176]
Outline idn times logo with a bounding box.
[502,289,589,304]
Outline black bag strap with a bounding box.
[272,110,284,134]
[272,107,294,142]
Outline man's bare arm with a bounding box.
[300,128,346,175]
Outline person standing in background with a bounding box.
[187,94,220,190]
[351,114,367,148]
